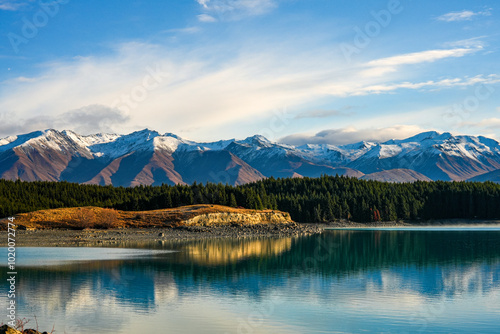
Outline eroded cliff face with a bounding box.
[5,205,294,230]
[182,211,292,226]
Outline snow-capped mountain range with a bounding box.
[1,129,500,186]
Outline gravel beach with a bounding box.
[1,222,325,247]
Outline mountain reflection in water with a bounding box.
[3,230,500,333]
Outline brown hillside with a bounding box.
[3,205,293,230]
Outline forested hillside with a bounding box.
[1,176,499,223]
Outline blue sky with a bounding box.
[0,0,499,144]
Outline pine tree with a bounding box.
[229,193,237,207]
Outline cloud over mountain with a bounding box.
[280,125,425,146]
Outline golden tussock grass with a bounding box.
[2,205,288,230]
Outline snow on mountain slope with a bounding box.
[296,130,500,181]
[13,129,96,159]
[153,136,183,153]
[297,141,379,166]
[175,138,235,152]
[385,131,450,144]
[0,131,45,152]
[224,136,350,179]
[2,129,500,184]
[88,129,161,158]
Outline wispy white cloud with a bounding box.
[308,46,487,98]
[459,118,500,130]
[436,9,492,22]
[197,0,210,9]
[443,36,487,49]
[294,109,349,120]
[279,125,427,146]
[196,0,277,21]
[0,41,343,138]
[0,105,129,135]
[165,26,201,34]
[349,75,500,96]
[197,14,218,22]
[0,0,29,11]
[367,48,478,67]
[12,76,37,83]
[362,48,479,77]
[0,40,492,139]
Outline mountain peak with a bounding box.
[252,134,270,141]
[40,128,65,139]
[61,129,77,136]
[383,131,453,145]
[2,128,500,184]
[163,132,183,139]
[0,130,45,152]
[132,128,160,138]
[400,131,443,142]
[241,134,273,147]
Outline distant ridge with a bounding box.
[361,169,432,182]
[467,169,500,183]
[1,129,500,185]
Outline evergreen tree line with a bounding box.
[1,176,499,223]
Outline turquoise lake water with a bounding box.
[2,229,500,333]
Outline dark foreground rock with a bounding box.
[0,325,47,334]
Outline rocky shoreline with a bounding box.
[1,222,324,247]
[2,217,499,247]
